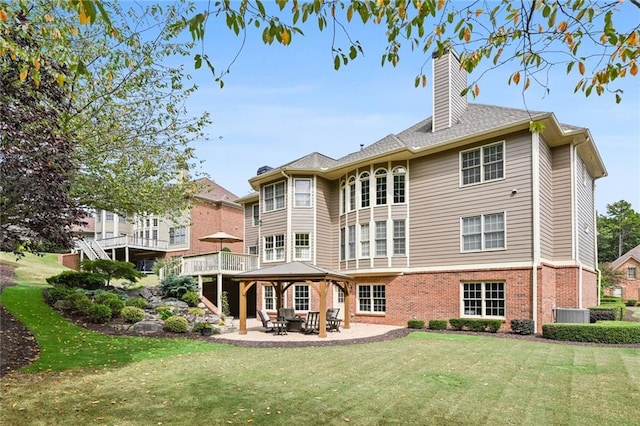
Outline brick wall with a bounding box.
[58,253,79,271]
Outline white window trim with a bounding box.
[293,178,312,208]
[460,212,507,253]
[263,181,286,212]
[252,204,260,226]
[459,141,506,187]
[263,285,276,311]
[356,283,386,314]
[392,166,406,204]
[264,234,285,262]
[293,284,311,312]
[460,281,506,319]
[293,232,311,261]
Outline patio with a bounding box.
[211,318,407,346]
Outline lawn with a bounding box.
[1,253,639,425]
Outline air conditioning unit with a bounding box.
[555,308,590,324]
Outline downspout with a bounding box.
[531,132,541,331]
[594,178,601,306]
[573,138,588,308]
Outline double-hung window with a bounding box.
[264,181,285,212]
[360,223,370,258]
[340,228,346,261]
[360,172,370,208]
[461,142,504,185]
[294,233,311,261]
[628,267,637,279]
[462,282,505,318]
[393,220,406,256]
[252,204,260,226]
[294,285,310,311]
[375,169,387,205]
[393,166,406,203]
[348,225,356,259]
[264,234,285,261]
[358,284,386,313]
[263,285,276,310]
[461,213,505,251]
[169,226,186,245]
[348,176,356,211]
[375,221,387,257]
[294,179,311,207]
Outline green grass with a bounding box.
[2,252,639,425]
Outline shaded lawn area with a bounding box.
[2,330,639,425]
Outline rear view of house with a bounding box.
[237,47,607,332]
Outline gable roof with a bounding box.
[192,177,239,204]
[248,102,606,188]
[611,244,640,270]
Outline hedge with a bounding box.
[542,322,640,344]
[428,319,447,330]
[449,318,502,333]
[589,304,625,321]
[407,319,425,329]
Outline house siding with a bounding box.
[244,202,260,254]
[576,155,596,267]
[551,145,573,260]
[315,177,336,268]
[539,137,554,260]
[409,131,533,266]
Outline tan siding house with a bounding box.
[237,48,606,332]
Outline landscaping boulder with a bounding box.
[131,320,164,334]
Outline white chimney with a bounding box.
[431,46,468,132]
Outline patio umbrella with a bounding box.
[198,231,243,251]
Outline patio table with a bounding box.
[274,318,288,335]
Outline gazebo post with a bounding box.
[318,280,328,338]
[343,281,351,330]
[239,281,255,335]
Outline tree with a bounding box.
[0,25,85,254]
[1,1,210,253]
[81,259,144,287]
[598,200,640,262]
[598,262,625,291]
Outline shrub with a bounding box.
[125,297,148,309]
[88,304,112,324]
[449,318,502,333]
[164,316,188,333]
[407,319,425,329]
[589,304,625,321]
[93,292,125,317]
[510,319,535,335]
[121,306,145,323]
[600,296,622,304]
[181,290,200,307]
[542,322,640,344]
[155,306,174,320]
[44,286,74,304]
[626,299,637,307]
[159,275,197,298]
[46,271,105,290]
[428,319,447,330]
[67,292,93,316]
[590,309,616,322]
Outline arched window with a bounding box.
[348,176,356,211]
[340,180,346,214]
[375,168,387,205]
[359,172,370,208]
[393,166,406,203]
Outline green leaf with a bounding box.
[334,55,340,70]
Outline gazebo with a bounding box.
[233,262,354,338]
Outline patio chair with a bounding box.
[304,311,320,334]
[257,309,276,332]
[326,308,341,332]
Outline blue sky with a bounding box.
[180,2,640,214]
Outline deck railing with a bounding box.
[96,236,170,251]
[181,252,259,276]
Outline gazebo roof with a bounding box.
[233,262,353,283]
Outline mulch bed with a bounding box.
[1,261,639,377]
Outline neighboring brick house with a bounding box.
[90,178,244,269]
[236,48,607,332]
[609,245,640,302]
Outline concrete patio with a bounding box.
[210,317,406,345]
